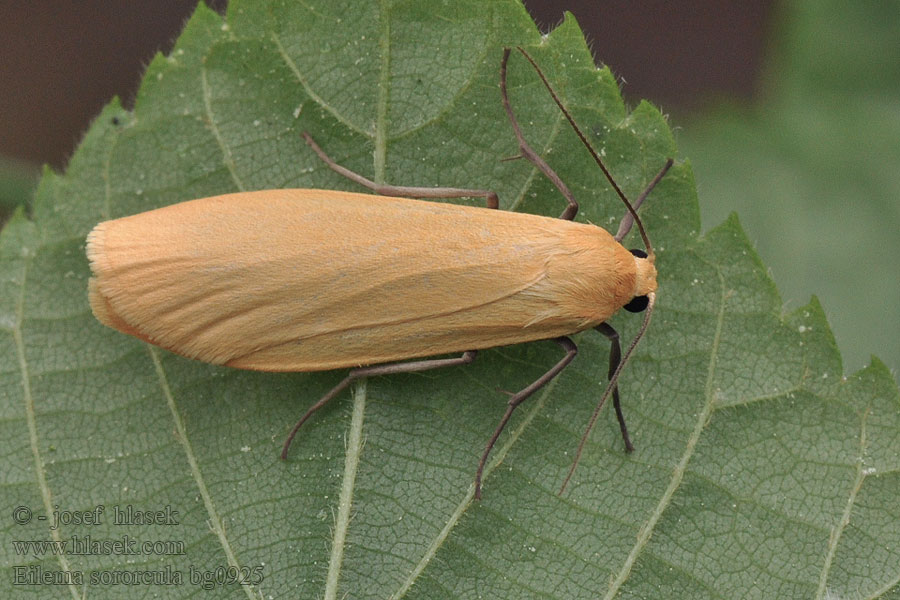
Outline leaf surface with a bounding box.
[678,0,900,375]
[1,2,897,599]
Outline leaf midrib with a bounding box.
[324,2,392,596]
[324,381,368,600]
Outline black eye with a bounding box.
[624,295,649,313]
[625,249,650,311]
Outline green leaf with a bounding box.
[2,1,898,599]
[0,157,38,226]
[678,0,900,376]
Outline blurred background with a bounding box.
[1,1,897,375]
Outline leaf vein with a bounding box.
[641,549,730,600]
[390,39,492,141]
[201,66,245,191]
[16,245,81,600]
[271,33,369,137]
[324,380,367,600]
[390,376,564,599]
[149,347,257,599]
[815,407,870,599]
[373,0,391,182]
[602,265,727,599]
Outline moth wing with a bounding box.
[88,189,570,370]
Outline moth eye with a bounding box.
[624,249,650,312]
[624,295,649,313]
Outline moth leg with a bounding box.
[474,336,578,499]
[281,351,478,459]
[499,48,579,221]
[301,132,499,209]
[595,323,634,451]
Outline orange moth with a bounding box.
[86,48,672,497]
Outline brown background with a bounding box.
[0,0,774,171]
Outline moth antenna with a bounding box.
[559,292,656,495]
[614,158,673,244]
[514,46,654,257]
